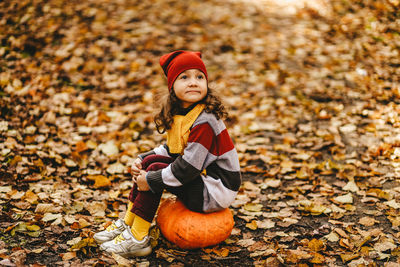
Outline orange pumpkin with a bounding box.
[156,198,234,249]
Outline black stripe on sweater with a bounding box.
[206,162,242,191]
[170,156,202,185]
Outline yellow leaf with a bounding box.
[27,231,41,237]
[78,218,91,228]
[298,200,331,215]
[26,224,40,231]
[309,252,325,264]
[205,247,230,257]
[242,181,259,191]
[246,220,258,230]
[340,253,359,262]
[308,239,325,252]
[360,246,372,256]
[71,237,97,252]
[24,191,38,204]
[244,203,263,212]
[296,167,309,179]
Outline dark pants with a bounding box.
[128,154,204,222]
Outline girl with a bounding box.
[94,50,242,258]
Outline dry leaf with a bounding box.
[308,238,325,252]
[87,175,111,188]
[358,217,377,227]
[62,252,76,261]
[333,193,353,204]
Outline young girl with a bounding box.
[94,50,242,257]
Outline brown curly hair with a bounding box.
[154,87,228,134]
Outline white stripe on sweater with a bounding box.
[183,141,217,170]
[161,165,182,187]
[202,175,238,209]
[215,148,241,172]
[154,144,170,157]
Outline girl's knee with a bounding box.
[146,162,169,171]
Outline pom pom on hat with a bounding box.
[159,50,208,91]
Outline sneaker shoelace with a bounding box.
[105,222,118,232]
[114,234,126,244]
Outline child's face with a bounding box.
[173,69,207,108]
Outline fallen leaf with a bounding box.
[86,201,106,217]
[384,200,400,209]
[257,219,275,229]
[99,141,119,156]
[35,203,62,214]
[333,193,353,204]
[374,241,397,252]
[62,252,76,261]
[42,213,62,222]
[106,162,125,174]
[324,232,339,242]
[246,220,258,230]
[244,203,263,212]
[308,238,325,252]
[358,217,377,227]
[87,175,111,189]
[343,181,359,192]
[340,253,360,262]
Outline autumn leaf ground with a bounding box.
[1,0,400,266]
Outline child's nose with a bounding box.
[188,77,198,85]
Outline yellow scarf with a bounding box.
[167,104,205,154]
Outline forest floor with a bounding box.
[1,0,400,266]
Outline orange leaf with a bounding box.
[75,141,88,153]
[87,175,111,188]
[340,253,359,262]
[308,238,325,252]
[24,191,38,204]
[309,252,325,264]
[61,251,76,261]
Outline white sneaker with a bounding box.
[100,228,152,257]
[93,219,128,244]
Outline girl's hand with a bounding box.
[136,170,150,191]
[131,158,142,179]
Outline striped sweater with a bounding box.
[141,111,242,212]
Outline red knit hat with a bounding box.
[159,50,208,91]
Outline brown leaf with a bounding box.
[61,252,76,261]
[358,217,377,227]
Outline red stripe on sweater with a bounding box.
[188,123,214,151]
[211,129,234,156]
[188,123,234,156]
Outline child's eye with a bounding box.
[180,75,187,79]
[197,75,204,79]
